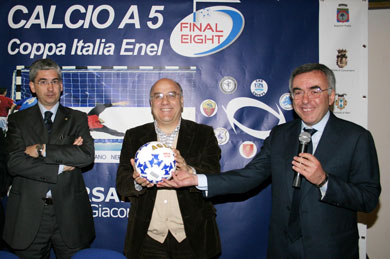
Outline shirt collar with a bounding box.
[154,119,181,147]
[37,101,59,120]
[301,111,330,132]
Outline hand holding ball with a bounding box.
[135,141,176,184]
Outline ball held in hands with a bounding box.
[134,141,176,184]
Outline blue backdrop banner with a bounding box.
[1,0,318,258]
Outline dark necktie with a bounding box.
[287,127,317,242]
[44,111,53,134]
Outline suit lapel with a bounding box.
[176,120,192,158]
[283,120,302,201]
[29,105,50,143]
[300,113,339,199]
[313,113,340,161]
[49,105,69,143]
[140,123,157,144]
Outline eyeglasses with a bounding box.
[36,79,61,87]
[291,86,330,100]
[150,91,181,101]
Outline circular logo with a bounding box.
[279,93,293,110]
[214,127,230,145]
[200,99,218,117]
[170,6,245,57]
[239,141,257,159]
[250,79,268,97]
[219,76,237,94]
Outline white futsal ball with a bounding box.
[135,141,176,184]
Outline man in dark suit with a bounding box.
[160,63,381,258]
[116,78,221,258]
[4,58,95,258]
[0,130,11,250]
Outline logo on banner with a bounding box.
[279,93,293,110]
[200,99,218,117]
[337,4,349,23]
[170,6,245,57]
[335,93,348,110]
[239,141,257,159]
[223,97,286,140]
[219,76,237,94]
[250,79,268,97]
[336,49,348,68]
[214,127,230,145]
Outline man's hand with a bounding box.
[73,136,83,146]
[157,169,198,188]
[63,165,75,171]
[131,158,154,188]
[292,153,327,186]
[24,144,44,158]
[173,149,193,174]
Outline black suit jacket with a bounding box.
[207,113,381,259]
[4,104,95,250]
[116,119,221,259]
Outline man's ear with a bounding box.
[328,90,336,106]
[29,81,36,93]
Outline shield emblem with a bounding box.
[242,143,254,158]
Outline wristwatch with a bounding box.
[317,173,328,188]
[36,144,43,157]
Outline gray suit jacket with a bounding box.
[4,104,95,249]
[207,113,381,259]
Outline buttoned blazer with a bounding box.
[116,119,221,259]
[4,104,95,250]
[207,113,381,259]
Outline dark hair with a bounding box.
[289,63,336,94]
[29,58,62,82]
[0,88,7,95]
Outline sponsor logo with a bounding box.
[200,99,218,117]
[250,79,268,97]
[335,93,348,110]
[214,127,230,145]
[87,187,129,218]
[336,49,348,68]
[337,4,349,23]
[279,93,293,110]
[239,141,257,159]
[219,76,237,94]
[170,6,245,57]
[223,97,286,139]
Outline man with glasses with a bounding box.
[160,64,381,258]
[116,78,221,258]
[4,58,95,258]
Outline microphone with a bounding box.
[292,131,312,188]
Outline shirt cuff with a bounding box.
[196,174,209,197]
[58,165,64,175]
[319,181,328,199]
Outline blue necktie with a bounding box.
[44,111,53,134]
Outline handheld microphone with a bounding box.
[292,131,312,188]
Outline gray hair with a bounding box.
[29,58,62,82]
[289,63,336,94]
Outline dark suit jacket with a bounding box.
[207,113,381,259]
[0,130,10,250]
[4,104,95,250]
[116,119,221,259]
